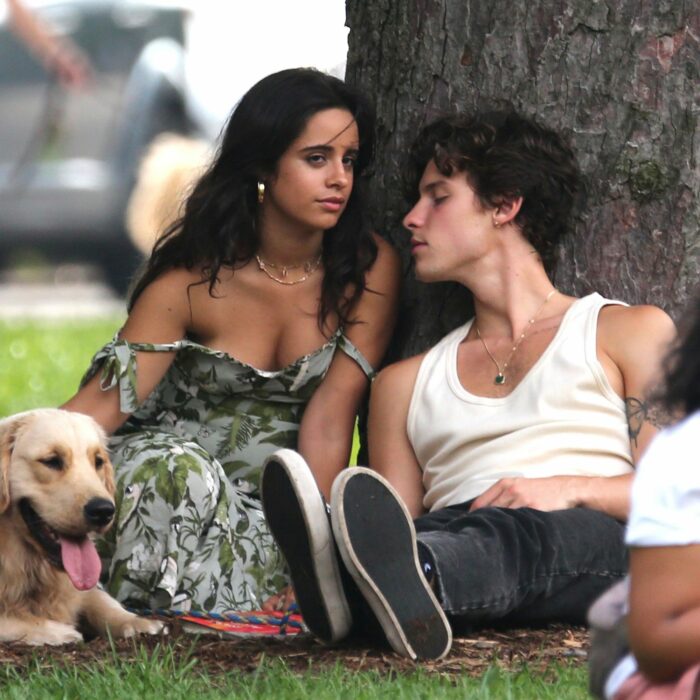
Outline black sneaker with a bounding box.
[330,468,452,660]
[261,449,352,643]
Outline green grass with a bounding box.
[0,317,124,416]
[0,319,589,697]
[0,644,590,699]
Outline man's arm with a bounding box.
[471,304,676,520]
[367,356,426,518]
[599,304,677,462]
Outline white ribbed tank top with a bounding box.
[407,293,634,511]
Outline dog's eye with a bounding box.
[95,454,104,470]
[39,456,63,470]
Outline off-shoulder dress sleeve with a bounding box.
[79,334,181,414]
[337,334,376,381]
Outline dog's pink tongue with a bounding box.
[59,537,101,591]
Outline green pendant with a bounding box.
[494,373,506,385]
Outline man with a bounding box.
[261,110,675,660]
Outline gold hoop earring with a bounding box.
[257,181,265,205]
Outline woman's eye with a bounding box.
[433,195,448,206]
[342,156,357,169]
[307,154,326,165]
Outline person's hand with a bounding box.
[469,475,582,512]
[46,38,92,89]
[262,585,296,612]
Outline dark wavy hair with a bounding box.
[129,68,378,333]
[406,110,581,271]
[664,296,700,416]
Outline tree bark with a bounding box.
[346,0,699,358]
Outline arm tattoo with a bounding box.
[625,396,671,448]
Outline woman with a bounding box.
[63,68,400,614]
[592,298,700,700]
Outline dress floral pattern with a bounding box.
[80,331,374,613]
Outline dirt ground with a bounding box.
[0,619,589,678]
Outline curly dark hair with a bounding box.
[129,68,378,333]
[406,110,581,271]
[664,296,700,416]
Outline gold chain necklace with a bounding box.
[475,289,557,385]
[255,254,322,286]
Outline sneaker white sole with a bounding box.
[261,449,352,643]
[331,467,452,660]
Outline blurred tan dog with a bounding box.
[125,132,210,256]
[0,409,164,645]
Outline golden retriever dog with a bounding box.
[0,409,164,645]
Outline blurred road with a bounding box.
[0,266,125,319]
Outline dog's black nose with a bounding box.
[84,498,115,527]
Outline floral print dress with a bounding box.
[80,330,374,613]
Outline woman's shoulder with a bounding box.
[642,412,700,464]
[628,411,700,546]
[370,232,401,269]
[126,266,206,334]
[362,232,401,293]
[633,413,700,498]
[135,266,205,303]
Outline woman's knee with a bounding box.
[110,432,226,510]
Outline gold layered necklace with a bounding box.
[255,254,322,286]
[475,289,557,385]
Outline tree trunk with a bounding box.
[345,0,699,359]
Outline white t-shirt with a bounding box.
[626,410,700,547]
[605,411,700,699]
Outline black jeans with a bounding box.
[414,502,628,631]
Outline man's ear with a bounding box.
[493,196,523,227]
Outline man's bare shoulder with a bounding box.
[598,304,676,363]
[599,303,674,329]
[373,352,429,398]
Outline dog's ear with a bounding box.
[101,452,116,497]
[0,415,23,513]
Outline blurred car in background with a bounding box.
[0,0,192,293]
